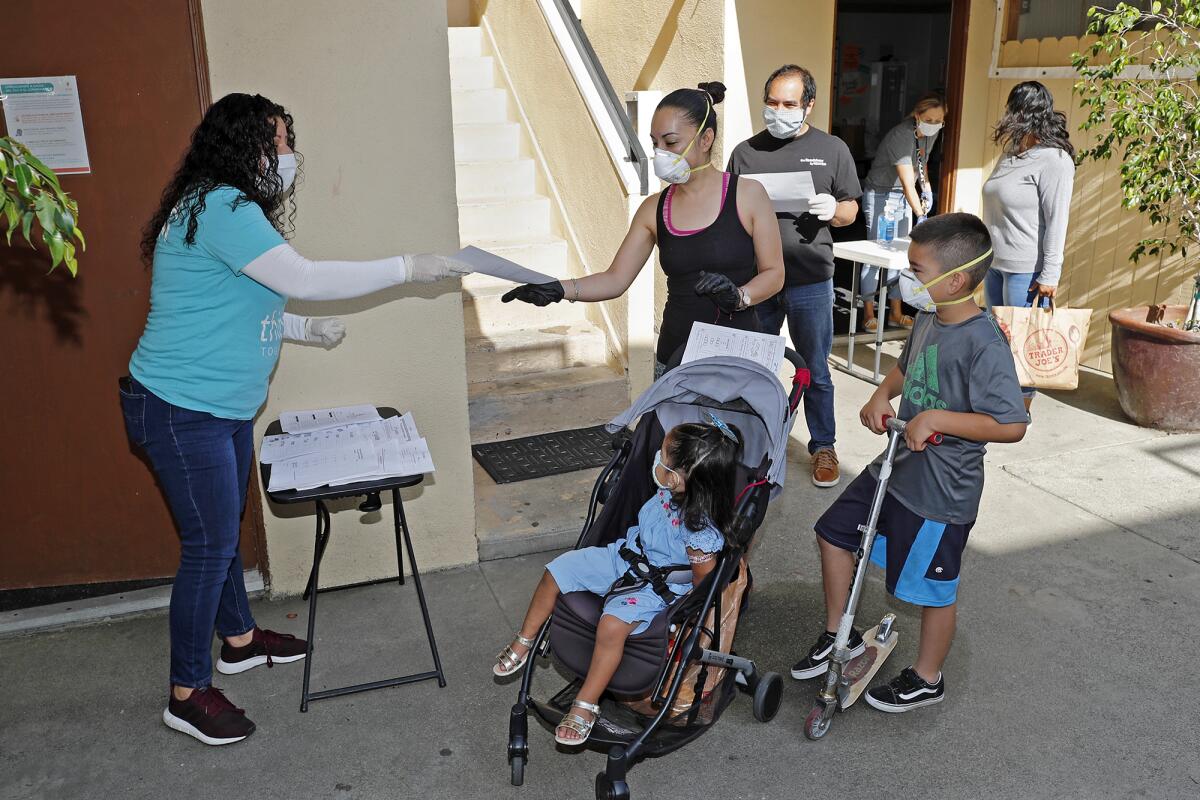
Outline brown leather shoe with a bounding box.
[811,448,841,488]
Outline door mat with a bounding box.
[472,425,614,484]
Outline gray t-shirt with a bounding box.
[868,310,1026,524]
[981,146,1075,286]
[864,120,938,192]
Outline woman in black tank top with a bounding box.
[502,82,784,372]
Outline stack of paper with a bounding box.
[264,407,436,492]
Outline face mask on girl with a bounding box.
[652,450,681,490]
[898,248,993,312]
[917,120,944,137]
[653,102,712,185]
[763,106,806,139]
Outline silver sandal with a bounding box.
[493,633,536,677]
[554,700,602,746]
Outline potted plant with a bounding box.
[1,135,85,274]
[1074,0,1200,430]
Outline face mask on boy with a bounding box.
[898,248,993,313]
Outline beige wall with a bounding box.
[480,1,637,363]
[202,0,477,595]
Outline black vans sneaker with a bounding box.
[162,686,255,745]
[865,667,945,713]
[790,628,866,680]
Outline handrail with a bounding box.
[539,0,650,195]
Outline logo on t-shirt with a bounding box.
[903,344,949,410]
[260,309,284,358]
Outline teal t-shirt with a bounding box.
[129,186,287,419]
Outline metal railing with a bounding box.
[542,0,650,195]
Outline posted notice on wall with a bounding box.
[0,76,91,174]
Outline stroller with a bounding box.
[506,350,810,800]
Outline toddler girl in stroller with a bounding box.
[494,417,742,746]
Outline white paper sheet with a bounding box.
[742,171,816,214]
[279,404,381,434]
[0,76,91,174]
[267,443,382,492]
[260,425,371,464]
[681,322,786,372]
[453,245,556,285]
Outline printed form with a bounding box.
[681,323,787,372]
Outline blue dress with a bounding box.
[546,489,725,634]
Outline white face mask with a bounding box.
[652,450,680,490]
[653,101,712,185]
[276,153,297,193]
[763,106,806,139]
[898,248,994,313]
[917,120,944,137]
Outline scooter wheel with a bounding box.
[804,703,832,740]
[595,773,630,800]
[752,672,784,722]
[510,753,525,786]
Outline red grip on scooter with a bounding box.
[882,415,942,446]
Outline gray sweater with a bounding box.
[981,146,1075,286]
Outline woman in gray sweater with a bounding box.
[982,81,1076,416]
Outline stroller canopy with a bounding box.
[606,356,797,494]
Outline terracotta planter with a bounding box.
[1109,305,1200,431]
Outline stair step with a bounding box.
[468,365,628,442]
[474,464,597,561]
[459,237,570,292]
[466,321,609,383]
[451,88,509,124]
[453,122,521,162]
[463,289,583,337]
[455,159,535,201]
[449,56,496,91]
[447,26,483,58]
[459,195,552,241]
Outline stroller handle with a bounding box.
[882,414,943,446]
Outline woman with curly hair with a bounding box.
[119,93,467,746]
[982,81,1076,418]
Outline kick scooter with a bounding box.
[804,416,941,740]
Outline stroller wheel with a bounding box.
[804,702,833,740]
[752,672,784,722]
[595,773,630,800]
[510,753,525,786]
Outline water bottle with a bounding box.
[881,202,897,243]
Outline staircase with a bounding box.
[448,27,630,562]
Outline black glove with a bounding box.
[501,280,565,307]
[694,271,741,314]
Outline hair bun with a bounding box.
[697,81,726,105]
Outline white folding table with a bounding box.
[831,238,911,384]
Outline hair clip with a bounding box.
[705,411,739,443]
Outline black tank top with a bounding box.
[655,173,760,364]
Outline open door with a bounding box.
[0,1,268,597]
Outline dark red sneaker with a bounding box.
[216,627,307,675]
[162,686,255,745]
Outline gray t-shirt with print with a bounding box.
[868,310,1026,524]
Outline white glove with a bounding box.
[808,193,838,221]
[308,317,346,347]
[404,254,472,283]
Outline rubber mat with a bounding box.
[471,425,614,484]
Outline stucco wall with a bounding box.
[202,0,477,595]
[480,1,635,362]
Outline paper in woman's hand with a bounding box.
[453,246,557,285]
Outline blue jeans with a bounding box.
[757,279,836,453]
[119,377,257,688]
[983,268,1048,400]
[859,189,912,299]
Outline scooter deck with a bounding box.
[838,621,898,710]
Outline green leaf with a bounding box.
[20,149,62,191]
[72,225,86,251]
[43,230,65,270]
[2,199,17,246]
[20,210,34,246]
[14,163,31,198]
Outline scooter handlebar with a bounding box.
[882,415,943,446]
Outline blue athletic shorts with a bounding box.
[815,469,973,607]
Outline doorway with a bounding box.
[831,0,969,214]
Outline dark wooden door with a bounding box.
[0,0,267,589]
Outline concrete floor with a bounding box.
[4,367,1199,800]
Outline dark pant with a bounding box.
[757,279,836,453]
[119,377,257,688]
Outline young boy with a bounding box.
[792,213,1027,712]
